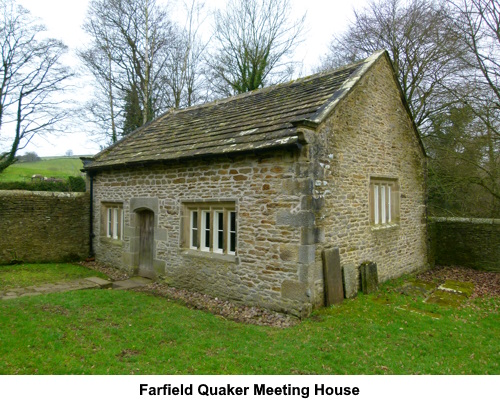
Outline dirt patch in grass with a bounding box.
[79,261,129,281]
[417,266,500,299]
[136,283,300,328]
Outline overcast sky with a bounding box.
[12,0,369,157]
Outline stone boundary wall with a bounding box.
[429,217,500,272]
[0,190,90,264]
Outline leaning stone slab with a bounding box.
[342,263,358,299]
[322,248,344,306]
[360,262,378,295]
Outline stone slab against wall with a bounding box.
[322,247,344,305]
[0,190,90,264]
[360,262,379,294]
[342,263,358,298]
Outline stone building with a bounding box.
[84,50,428,317]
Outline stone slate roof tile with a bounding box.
[86,51,386,170]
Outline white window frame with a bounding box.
[213,210,224,254]
[228,211,237,255]
[112,208,119,239]
[103,203,124,240]
[183,203,237,255]
[190,210,198,249]
[200,210,211,252]
[107,208,113,237]
[370,178,399,227]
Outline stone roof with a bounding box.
[85,51,387,171]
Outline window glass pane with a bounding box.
[191,211,198,248]
[381,185,386,224]
[387,186,392,223]
[229,211,236,253]
[374,185,379,225]
[217,211,224,250]
[121,209,125,240]
[113,208,119,239]
[202,211,210,250]
[108,208,112,237]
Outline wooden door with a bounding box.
[138,210,155,278]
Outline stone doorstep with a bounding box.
[111,277,153,290]
[85,277,113,289]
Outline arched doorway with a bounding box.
[137,209,155,278]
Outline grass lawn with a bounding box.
[0,263,109,290]
[0,266,498,375]
[0,157,83,182]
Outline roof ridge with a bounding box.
[169,58,369,116]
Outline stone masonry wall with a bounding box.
[429,217,500,271]
[0,190,90,264]
[305,56,428,305]
[92,149,318,317]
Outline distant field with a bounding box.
[0,157,84,182]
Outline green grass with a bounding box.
[0,157,83,182]
[0,263,108,290]
[0,270,498,375]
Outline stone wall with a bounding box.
[306,55,428,305]
[429,217,500,271]
[0,190,90,264]
[92,149,316,317]
[91,55,429,316]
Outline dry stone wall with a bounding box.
[0,190,89,264]
[430,217,500,271]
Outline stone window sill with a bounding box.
[180,248,239,264]
[371,223,399,231]
[99,236,124,246]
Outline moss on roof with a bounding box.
[86,52,385,171]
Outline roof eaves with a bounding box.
[84,134,302,172]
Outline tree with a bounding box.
[122,84,144,136]
[444,0,500,214]
[18,151,41,162]
[162,0,209,109]
[0,0,72,172]
[79,0,179,142]
[319,0,463,133]
[207,0,306,97]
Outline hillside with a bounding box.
[0,157,84,183]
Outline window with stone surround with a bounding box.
[183,202,236,255]
[369,178,399,226]
[101,202,124,240]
